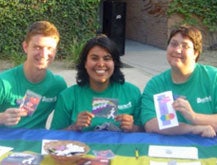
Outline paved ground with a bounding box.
[50,40,169,91]
[0,40,216,128]
[0,39,216,92]
[50,40,217,92]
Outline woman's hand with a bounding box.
[67,111,94,131]
[192,125,216,138]
[116,114,135,132]
[173,97,196,123]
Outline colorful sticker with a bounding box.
[92,97,118,119]
[1,152,43,165]
[93,149,115,159]
[154,91,179,129]
[19,90,41,116]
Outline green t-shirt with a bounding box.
[0,64,67,128]
[51,82,142,131]
[141,64,217,125]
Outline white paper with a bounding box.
[41,139,57,155]
[153,91,179,129]
[0,146,13,156]
[148,145,198,159]
[150,160,201,165]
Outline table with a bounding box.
[0,128,217,164]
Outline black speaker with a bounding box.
[102,1,126,55]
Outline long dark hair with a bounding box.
[76,34,125,86]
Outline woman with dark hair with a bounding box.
[76,34,124,86]
[51,34,142,132]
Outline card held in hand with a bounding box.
[153,91,179,130]
[19,90,42,116]
[92,97,118,119]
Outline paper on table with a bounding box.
[148,145,198,159]
[153,91,179,130]
[150,160,201,165]
[1,152,43,165]
[41,139,57,155]
[0,146,13,156]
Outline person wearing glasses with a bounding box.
[141,25,217,138]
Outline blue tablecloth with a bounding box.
[0,127,217,164]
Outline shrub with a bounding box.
[0,0,100,65]
[167,0,217,32]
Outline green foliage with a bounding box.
[10,52,27,66]
[64,37,87,68]
[0,0,100,65]
[167,0,217,32]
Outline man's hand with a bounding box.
[0,108,28,126]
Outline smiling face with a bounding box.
[85,45,114,90]
[167,33,198,72]
[22,34,58,70]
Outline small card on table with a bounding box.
[1,152,43,165]
[93,149,115,159]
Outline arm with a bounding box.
[66,111,94,131]
[0,108,27,126]
[50,93,72,129]
[145,118,216,138]
[116,114,144,132]
[191,113,217,131]
[173,98,217,131]
[117,84,144,132]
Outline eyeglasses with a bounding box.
[169,41,193,50]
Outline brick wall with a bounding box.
[115,0,169,49]
[168,14,217,50]
[109,0,217,50]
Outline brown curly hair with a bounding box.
[168,25,203,62]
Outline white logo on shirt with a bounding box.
[197,96,211,103]
[41,96,57,103]
[118,102,132,110]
